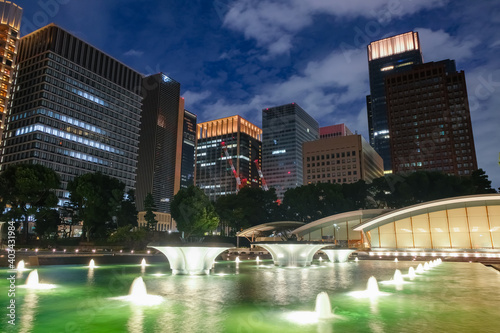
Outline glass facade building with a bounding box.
[0,0,21,144]
[0,24,143,204]
[262,103,318,200]
[195,115,262,202]
[367,32,423,172]
[136,74,184,213]
[386,60,477,176]
[181,109,196,189]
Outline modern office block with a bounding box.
[0,0,22,143]
[367,32,423,172]
[303,134,383,185]
[319,123,353,139]
[195,115,262,201]
[0,24,143,204]
[181,109,196,189]
[136,74,184,213]
[385,60,477,176]
[262,103,319,199]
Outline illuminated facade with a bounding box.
[319,123,352,139]
[181,110,196,189]
[367,32,423,172]
[138,211,176,232]
[262,103,319,199]
[0,1,21,143]
[386,60,477,176]
[303,134,384,185]
[1,24,143,204]
[354,195,500,250]
[195,115,262,201]
[136,74,184,213]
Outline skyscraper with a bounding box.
[385,60,477,176]
[367,32,423,172]
[1,24,142,204]
[0,0,22,144]
[181,109,197,189]
[136,73,184,213]
[262,103,319,199]
[195,115,262,201]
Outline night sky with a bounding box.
[13,0,500,188]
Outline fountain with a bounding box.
[322,249,356,263]
[235,257,241,263]
[354,257,359,262]
[17,260,27,271]
[350,276,389,298]
[416,264,424,273]
[20,270,56,290]
[408,267,416,280]
[393,269,403,284]
[319,256,323,262]
[113,277,163,306]
[256,242,329,267]
[141,258,147,267]
[149,243,233,275]
[88,259,96,269]
[424,262,430,270]
[315,292,334,319]
[394,258,398,263]
[256,256,260,264]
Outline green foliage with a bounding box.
[108,225,149,248]
[143,193,157,231]
[171,186,219,238]
[0,163,60,242]
[117,189,138,227]
[470,169,497,194]
[34,208,61,238]
[215,187,281,233]
[67,172,125,241]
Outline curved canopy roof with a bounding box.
[292,209,390,237]
[237,221,305,238]
[353,194,500,232]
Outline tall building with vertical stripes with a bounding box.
[0,0,21,144]
[195,115,262,201]
[1,24,142,204]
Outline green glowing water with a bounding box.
[1,260,500,333]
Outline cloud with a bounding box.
[123,49,144,57]
[416,28,480,63]
[183,90,212,108]
[223,0,448,56]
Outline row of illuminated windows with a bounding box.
[306,151,356,161]
[368,206,500,249]
[307,158,357,167]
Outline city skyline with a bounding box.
[11,0,500,188]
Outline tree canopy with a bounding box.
[0,163,60,242]
[171,185,219,238]
[143,193,157,231]
[67,172,125,241]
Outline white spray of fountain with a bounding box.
[350,276,389,298]
[416,263,424,273]
[235,257,241,263]
[394,258,398,263]
[354,257,359,262]
[408,267,416,280]
[141,258,147,267]
[256,256,260,264]
[20,270,56,290]
[315,292,334,319]
[112,277,162,305]
[424,262,430,271]
[17,260,26,271]
[88,259,96,269]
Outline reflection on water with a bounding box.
[3,260,500,333]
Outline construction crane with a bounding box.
[221,141,242,193]
[253,159,269,191]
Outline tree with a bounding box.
[67,172,125,241]
[108,225,149,249]
[34,208,61,238]
[117,189,138,227]
[143,193,157,231]
[171,185,219,238]
[0,164,60,243]
[470,169,497,194]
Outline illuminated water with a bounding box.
[2,260,500,332]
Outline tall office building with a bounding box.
[0,1,21,143]
[181,109,196,189]
[0,24,143,204]
[136,74,184,213]
[303,133,384,185]
[195,115,262,202]
[262,103,319,199]
[386,60,477,176]
[367,32,423,172]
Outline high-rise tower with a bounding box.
[1,24,142,204]
[262,103,318,200]
[367,32,423,172]
[0,0,21,143]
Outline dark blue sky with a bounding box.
[13,0,500,187]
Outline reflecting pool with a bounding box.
[2,260,500,332]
